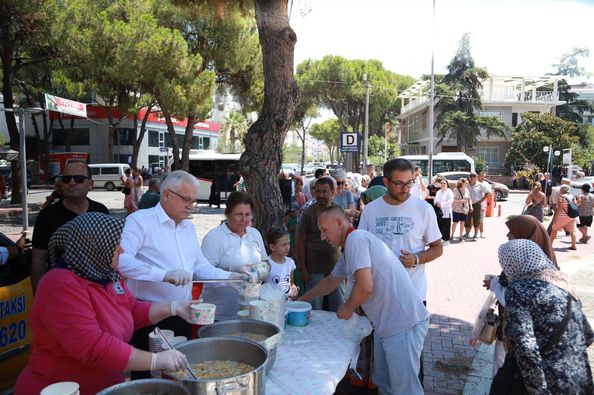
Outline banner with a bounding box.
[44,93,87,118]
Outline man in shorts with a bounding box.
[464,172,490,240]
[478,171,492,238]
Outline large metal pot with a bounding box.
[96,378,189,394]
[164,338,267,395]
[198,320,281,371]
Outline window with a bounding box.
[148,155,161,166]
[148,130,160,147]
[101,167,119,175]
[477,147,499,169]
[91,167,100,176]
[52,128,90,145]
[113,155,131,164]
[512,112,518,127]
[192,136,200,150]
[203,137,210,150]
[113,128,134,146]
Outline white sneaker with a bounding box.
[443,241,450,246]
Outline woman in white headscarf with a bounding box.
[490,239,593,395]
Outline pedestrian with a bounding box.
[333,169,356,222]
[478,171,492,238]
[366,163,377,179]
[434,177,454,245]
[200,191,266,320]
[550,185,578,250]
[299,206,429,395]
[278,171,293,213]
[263,227,298,297]
[410,165,427,200]
[208,175,221,208]
[490,239,593,395]
[31,161,109,291]
[302,168,328,202]
[118,171,247,379]
[133,167,145,204]
[577,183,594,243]
[293,175,306,208]
[464,172,491,240]
[424,176,440,209]
[357,158,443,385]
[296,177,345,312]
[451,178,471,242]
[120,168,137,214]
[541,172,553,200]
[16,213,194,395]
[42,176,63,209]
[524,182,546,222]
[138,177,161,209]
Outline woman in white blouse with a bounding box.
[201,191,266,320]
[434,177,454,246]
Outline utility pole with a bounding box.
[363,74,370,171]
[17,108,29,231]
[428,0,436,181]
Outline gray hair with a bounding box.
[332,169,347,179]
[560,185,570,194]
[160,170,199,194]
[148,177,161,191]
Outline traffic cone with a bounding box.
[498,205,502,217]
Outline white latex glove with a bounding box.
[228,272,249,281]
[176,300,201,324]
[229,263,254,276]
[153,349,189,372]
[164,270,192,286]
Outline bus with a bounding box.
[181,152,241,200]
[399,152,475,175]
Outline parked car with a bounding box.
[570,176,594,196]
[437,171,509,201]
[0,233,33,392]
[88,163,130,191]
[281,163,299,176]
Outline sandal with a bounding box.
[568,246,577,251]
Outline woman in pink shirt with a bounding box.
[16,212,194,395]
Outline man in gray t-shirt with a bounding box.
[299,206,429,395]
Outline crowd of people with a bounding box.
[12,158,594,394]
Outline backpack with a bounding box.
[564,196,580,218]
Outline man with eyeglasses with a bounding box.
[31,161,109,291]
[358,158,443,385]
[117,170,246,379]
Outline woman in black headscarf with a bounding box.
[16,212,195,395]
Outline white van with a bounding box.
[89,163,130,191]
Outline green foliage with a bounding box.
[296,55,415,138]
[368,135,400,166]
[434,33,509,149]
[505,113,580,169]
[550,47,591,78]
[309,119,341,164]
[219,111,247,153]
[472,156,486,172]
[282,144,310,164]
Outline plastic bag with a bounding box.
[470,291,498,347]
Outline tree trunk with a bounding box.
[43,117,53,181]
[1,51,22,203]
[162,110,181,170]
[181,114,196,171]
[130,113,139,169]
[299,126,306,175]
[239,0,299,235]
[106,108,116,162]
[131,106,152,169]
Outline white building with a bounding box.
[397,75,565,173]
[570,83,594,126]
[43,106,219,170]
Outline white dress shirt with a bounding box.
[435,188,454,218]
[201,222,266,320]
[118,203,231,303]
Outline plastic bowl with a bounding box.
[286,301,312,326]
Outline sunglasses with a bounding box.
[60,175,90,184]
[336,181,346,186]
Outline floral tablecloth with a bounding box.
[265,310,373,395]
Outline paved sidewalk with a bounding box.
[422,202,594,394]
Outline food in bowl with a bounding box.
[175,360,255,380]
[225,332,269,342]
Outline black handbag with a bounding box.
[564,196,580,218]
[122,187,131,195]
[489,294,573,395]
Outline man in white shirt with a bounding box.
[478,171,492,239]
[118,170,246,378]
[464,172,490,240]
[358,158,442,386]
[410,165,427,200]
[300,206,429,395]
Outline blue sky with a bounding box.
[290,0,594,82]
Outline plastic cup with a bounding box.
[287,301,312,327]
[243,283,261,299]
[190,303,216,325]
[248,300,273,321]
[41,382,79,395]
[237,310,250,319]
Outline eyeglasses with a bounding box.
[233,212,253,220]
[336,181,346,186]
[60,175,90,184]
[386,178,415,189]
[168,189,198,207]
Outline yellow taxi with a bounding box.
[0,233,32,392]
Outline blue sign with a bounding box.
[340,132,360,153]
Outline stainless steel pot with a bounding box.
[96,378,189,394]
[164,338,267,395]
[198,320,281,371]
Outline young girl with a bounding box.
[264,228,298,297]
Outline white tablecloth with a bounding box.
[265,310,373,395]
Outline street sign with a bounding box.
[44,93,87,118]
[340,132,360,153]
[159,147,168,153]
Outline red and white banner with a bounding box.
[44,93,87,118]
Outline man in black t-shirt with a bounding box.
[31,161,109,291]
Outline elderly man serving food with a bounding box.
[117,170,247,378]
